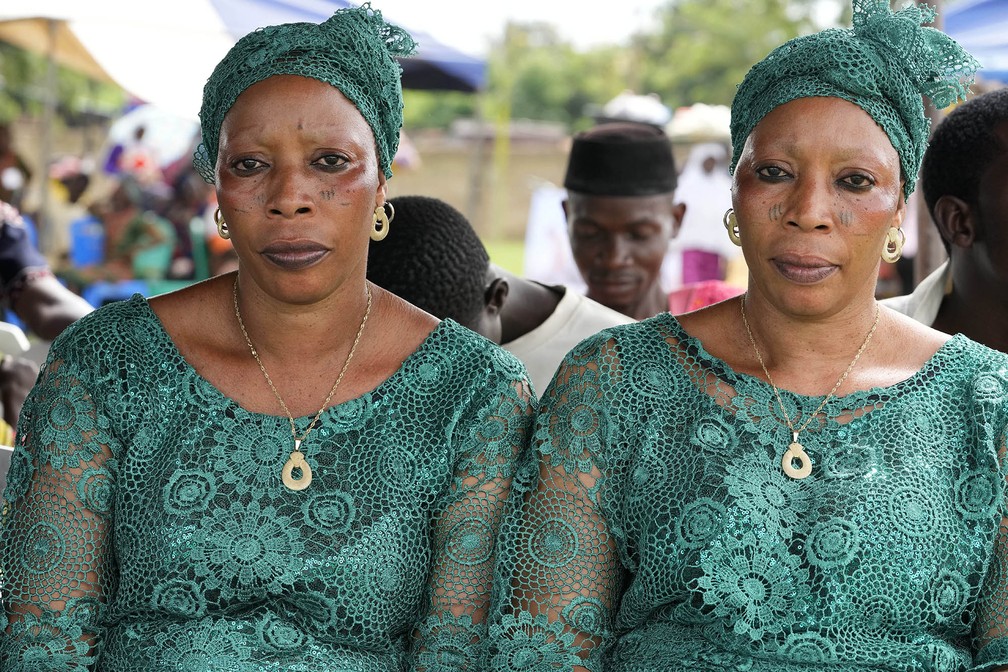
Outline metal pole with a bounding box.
[37,19,58,257]
[914,0,948,285]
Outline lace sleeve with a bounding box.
[0,354,119,671]
[491,338,626,672]
[967,360,1008,671]
[410,368,536,671]
[973,392,1008,671]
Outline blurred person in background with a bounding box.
[0,123,32,210]
[562,123,742,319]
[368,194,632,393]
[885,87,1008,353]
[59,176,175,288]
[45,155,93,265]
[0,200,92,437]
[562,122,685,320]
[673,142,743,285]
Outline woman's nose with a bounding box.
[266,166,313,218]
[786,175,834,231]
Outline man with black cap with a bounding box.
[562,122,687,320]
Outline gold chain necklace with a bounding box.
[233,276,372,491]
[740,295,880,480]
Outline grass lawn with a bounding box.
[485,238,526,276]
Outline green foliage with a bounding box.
[483,22,636,128]
[0,43,124,125]
[402,90,476,129]
[632,0,824,108]
[477,0,837,131]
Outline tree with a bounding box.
[484,22,636,129]
[631,0,830,109]
[472,1,843,132]
[0,43,123,125]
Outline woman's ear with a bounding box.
[375,171,388,209]
[932,194,976,249]
[894,188,907,227]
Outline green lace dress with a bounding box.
[491,313,1008,672]
[0,295,535,671]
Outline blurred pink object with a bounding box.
[668,280,744,315]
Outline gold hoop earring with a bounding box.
[723,208,741,246]
[214,208,230,240]
[371,202,394,242]
[881,226,905,263]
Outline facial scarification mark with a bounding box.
[840,210,853,226]
[769,203,784,221]
[320,190,336,200]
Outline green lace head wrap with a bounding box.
[195,3,417,183]
[729,0,978,200]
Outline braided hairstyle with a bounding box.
[367,195,490,327]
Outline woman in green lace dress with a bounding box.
[491,2,1008,671]
[0,6,534,671]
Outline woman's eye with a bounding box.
[756,165,789,180]
[315,154,348,169]
[842,174,874,188]
[233,158,263,173]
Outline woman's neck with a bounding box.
[232,275,374,366]
[737,293,884,396]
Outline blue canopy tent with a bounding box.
[945,0,1008,84]
[209,0,486,92]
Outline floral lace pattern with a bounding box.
[0,295,535,671]
[492,313,1008,671]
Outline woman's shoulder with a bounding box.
[938,334,1008,391]
[429,319,531,385]
[558,311,682,362]
[886,305,1008,380]
[50,293,157,356]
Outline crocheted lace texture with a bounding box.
[491,314,1008,671]
[730,0,979,200]
[0,296,534,671]
[195,3,416,182]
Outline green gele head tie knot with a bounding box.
[729,0,979,200]
[195,2,417,183]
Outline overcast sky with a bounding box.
[368,0,671,56]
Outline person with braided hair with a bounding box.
[0,5,534,670]
[491,2,1008,671]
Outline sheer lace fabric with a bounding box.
[0,295,535,671]
[492,313,1008,672]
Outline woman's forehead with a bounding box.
[745,97,899,168]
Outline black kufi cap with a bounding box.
[563,122,677,196]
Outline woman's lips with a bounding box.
[261,242,329,270]
[772,254,838,284]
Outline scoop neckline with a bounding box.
[133,294,457,423]
[659,312,964,405]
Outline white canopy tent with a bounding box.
[0,2,246,121]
